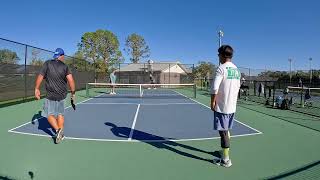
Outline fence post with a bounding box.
[24,45,28,102]
[272,82,275,107]
[118,63,121,83]
[192,64,195,83]
[169,64,171,84]
[94,59,96,83]
[264,81,267,98]
[86,83,89,97]
[144,63,146,83]
[254,80,256,96]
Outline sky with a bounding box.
[0,0,319,71]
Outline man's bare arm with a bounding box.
[34,75,44,100]
[211,94,217,111]
[66,74,76,98]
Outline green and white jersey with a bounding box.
[211,62,241,114]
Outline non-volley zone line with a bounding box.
[7,131,263,143]
[80,102,198,105]
[8,93,106,133]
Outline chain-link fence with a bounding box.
[0,38,195,104]
[0,38,95,104]
[194,64,320,118]
[195,66,320,90]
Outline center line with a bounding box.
[128,104,140,141]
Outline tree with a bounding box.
[30,49,44,66]
[78,29,123,73]
[78,31,99,66]
[72,51,93,71]
[95,29,123,66]
[63,56,75,68]
[0,49,20,64]
[124,33,150,63]
[193,61,216,79]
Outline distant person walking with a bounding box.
[210,45,240,167]
[34,48,75,144]
[109,68,117,95]
[299,78,303,87]
[148,73,156,89]
[258,82,264,97]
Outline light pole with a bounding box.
[218,30,223,65]
[309,57,313,85]
[218,30,223,48]
[289,58,292,84]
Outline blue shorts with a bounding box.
[42,98,65,117]
[213,111,235,131]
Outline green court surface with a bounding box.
[1,89,320,180]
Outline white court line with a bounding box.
[173,90,263,134]
[8,90,262,142]
[8,128,261,142]
[128,104,141,141]
[82,102,138,105]
[8,93,106,132]
[142,103,197,106]
[8,130,52,138]
[81,102,198,106]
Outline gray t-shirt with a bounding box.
[39,60,71,101]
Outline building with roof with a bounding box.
[115,61,194,84]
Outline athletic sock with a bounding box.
[222,148,230,161]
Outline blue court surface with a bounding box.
[8,92,261,142]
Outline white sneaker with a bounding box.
[213,158,232,168]
[55,128,64,144]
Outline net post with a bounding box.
[86,83,89,97]
[169,64,171,84]
[194,84,197,98]
[139,84,142,97]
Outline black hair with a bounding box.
[218,45,233,58]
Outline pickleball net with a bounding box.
[85,83,197,99]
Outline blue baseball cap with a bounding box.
[53,48,65,59]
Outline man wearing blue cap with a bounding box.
[34,48,75,144]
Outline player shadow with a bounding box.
[0,175,14,180]
[105,122,219,163]
[31,111,55,140]
[0,171,34,180]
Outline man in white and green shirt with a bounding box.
[210,45,240,167]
